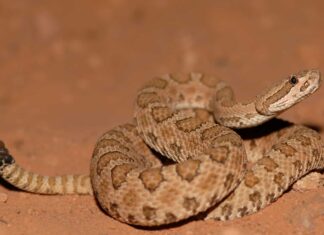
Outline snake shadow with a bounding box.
[0,177,19,191]
[235,118,322,139]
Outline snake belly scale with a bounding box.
[0,69,323,226]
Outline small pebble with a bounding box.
[0,193,8,203]
[27,208,39,216]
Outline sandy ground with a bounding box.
[1,1,324,234]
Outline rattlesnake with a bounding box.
[0,69,323,227]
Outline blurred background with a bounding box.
[0,1,324,234]
[1,1,323,131]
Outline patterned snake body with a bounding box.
[0,69,323,226]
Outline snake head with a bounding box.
[255,69,321,116]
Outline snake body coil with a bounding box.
[0,70,323,226]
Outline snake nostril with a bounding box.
[309,70,321,81]
[299,81,310,92]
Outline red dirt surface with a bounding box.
[1,1,324,235]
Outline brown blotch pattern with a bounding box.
[266,193,275,203]
[274,172,286,189]
[249,191,262,207]
[169,73,191,83]
[220,204,233,219]
[207,146,229,164]
[142,77,168,89]
[224,173,235,191]
[200,74,219,88]
[137,92,160,108]
[156,187,179,205]
[106,129,131,143]
[238,206,249,217]
[123,190,139,207]
[139,168,164,192]
[143,206,157,220]
[151,106,173,123]
[111,164,134,190]
[109,203,121,219]
[93,138,129,156]
[176,159,200,182]
[257,156,279,172]
[97,151,130,176]
[198,172,219,191]
[159,127,177,145]
[244,170,260,188]
[183,197,199,213]
[218,116,241,125]
[312,149,320,159]
[176,117,205,133]
[273,143,297,157]
[127,214,138,224]
[178,93,185,101]
[293,160,302,172]
[201,125,227,141]
[295,134,311,146]
[194,108,213,122]
[214,86,234,106]
[306,160,313,171]
[164,213,177,224]
[213,133,242,147]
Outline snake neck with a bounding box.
[213,100,275,129]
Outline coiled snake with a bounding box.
[0,69,323,226]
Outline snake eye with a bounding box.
[289,75,298,85]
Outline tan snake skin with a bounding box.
[0,69,323,227]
